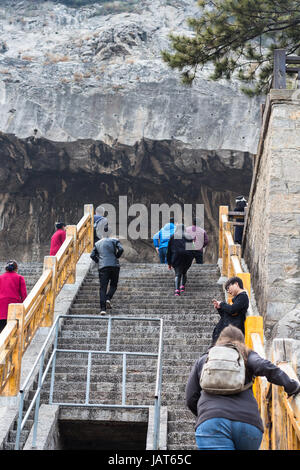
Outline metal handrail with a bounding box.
[15,314,164,450]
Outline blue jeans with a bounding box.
[195,418,263,450]
[158,247,168,264]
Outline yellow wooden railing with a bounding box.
[0,204,94,397]
[219,205,300,450]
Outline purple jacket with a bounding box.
[185,226,208,251]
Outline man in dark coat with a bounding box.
[167,224,194,296]
[211,276,249,345]
[234,196,247,244]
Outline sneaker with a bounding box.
[100,310,106,315]
[180,285,185,293]
[106,300,112,309]
[174,289,180,297]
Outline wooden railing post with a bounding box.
[66,225,77,284]
[244,315,263,349]
[219,206,228,260]
[42,256,57,327]
[84,204,94,252]
[237,272,251,299]
[3,304,25,396]
[271,339,294,449]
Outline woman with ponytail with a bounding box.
[0,261,27,333]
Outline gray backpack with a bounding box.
[199,343,252,395]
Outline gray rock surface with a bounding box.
[0,0,262,152]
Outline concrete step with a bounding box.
[56,337,211,352]
[80,282,220,290]
[53,350,204,364]
[59,324,216,336]
[68,307,217,315]
[53,365,195,380]
[62,313,218,323]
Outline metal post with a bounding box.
[15,391,25,450]
[49,319,60,404]
[153,319,164,449]
[106,317,112,352]
[85,352,92,405]
[122,354,127,406]
[32,349,45,448]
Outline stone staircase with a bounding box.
[2,261,224,450]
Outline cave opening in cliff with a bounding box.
[0,133,253,264]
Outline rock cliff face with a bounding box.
[0,132,252,262]
[0,0,260,262]
[0,0,261,150]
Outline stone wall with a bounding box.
[243,90,300,340]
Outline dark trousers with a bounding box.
[193,250,203,264]
[174,266,188,291]
[0,319,7,334]
[98,266,120,310]
[158,247,168,264]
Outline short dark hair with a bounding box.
[225,276,243,291]
[5,260,18,272]
[56,222,66,229]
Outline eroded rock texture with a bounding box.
[0,0,259,262]
[0,132,253,262]
[0,0,262,151]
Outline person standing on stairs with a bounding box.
[49,222,66,256]
[185,217,209,264]
[91,206,109,272]
[94,205,108,244]
[153,218,176,264]
[186,325,300,450]
[0,260,27,333]
[211,276,249,345]
[233,196,247,245]
[90,227,124,315]
[167,224,194,296]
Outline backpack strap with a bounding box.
[240,381,253,392]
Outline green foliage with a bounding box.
[162,0,300,95]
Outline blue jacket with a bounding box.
[153,223,176,249]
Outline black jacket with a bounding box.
[186,350,300,432]
[212,291,249,343]
[167,234,194,269]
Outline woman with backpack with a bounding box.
[186,325,300,450]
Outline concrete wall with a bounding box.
[24,406,168,450]
[243,89,300,335]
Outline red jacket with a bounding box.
[0,271,27,320]
[50,229,66,256]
